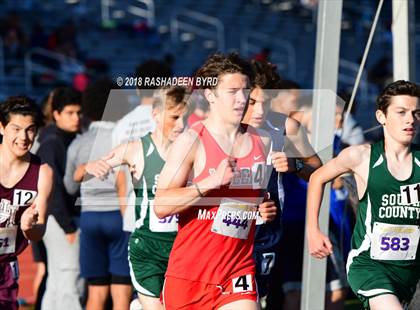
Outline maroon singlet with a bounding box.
[0,153,41,262]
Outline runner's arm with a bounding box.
[306,144,367,258]
[288,117,322,180]
[154,130,201,217]
[272,117,321,181]
[154,130,234,218]
[116,170,128,215]
[63,138,80,195]
[75,141,142,182]
[21,164,54,241]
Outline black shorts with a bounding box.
[31,240,47,264]
[254,249,279,298]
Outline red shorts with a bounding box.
[162,273,258,309]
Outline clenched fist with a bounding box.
[209,158,237,188]
[271,152,295,173]
[85,153,115,180]
[307,228,333,259]
[20,204,39,232]
[258,193,277,223]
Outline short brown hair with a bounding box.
[51,87,81,113]
[153,86,189,110]
[377,80,420,113]
[0,96,44,128]
[250,59,282,90]
[194,53,253,89]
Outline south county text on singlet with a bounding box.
[166,123,267,284]
[132,133,177,242]
[0,154,40,262]
[347,140,420,269]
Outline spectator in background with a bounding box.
[30,89,56,310]
[187,91,209,127]
[64,78,132,310]
[31,90,55,153]
[112,59,172,234]
[0,11,24,37]
[300,0,319,9]
[81,86,189,310]
[48,20,78,57]
[3,27,25,59]
[254,47,271,62]
[36,87,84,310]
[30,22,48,49]
[73,72,90,92]
[335,96,365,148]
[46,20,83,82]
[271,80,301,116]
[163,53,175,75]
[0,11,26,74]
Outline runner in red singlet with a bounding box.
[0,96,53,310]
[154,53,277,310]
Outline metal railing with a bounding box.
[101,0,155,27]
[171,10,225,51]
[241,32,296,79]
[25,47,84,90]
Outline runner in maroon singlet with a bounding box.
[0,96,53,310]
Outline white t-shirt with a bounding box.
[112,105,155,232]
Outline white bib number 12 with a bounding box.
[13,189,37,206]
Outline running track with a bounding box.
[17,245,36,306]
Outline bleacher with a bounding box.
[0,0,417,132]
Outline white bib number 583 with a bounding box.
[371,222,419,260]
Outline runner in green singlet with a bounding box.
[82,86,189,310]
[306,80,420,310]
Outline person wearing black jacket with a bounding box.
[36,87,84,310]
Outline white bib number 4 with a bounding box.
[148,200,178,232]
[371,222,419,260]
[232,274,253,293]
[0,226,17,255]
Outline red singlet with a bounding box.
[166,122,267,285]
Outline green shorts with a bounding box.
[128,233,174,297]
[347,254,420,309]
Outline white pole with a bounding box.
[301,1,342,309]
